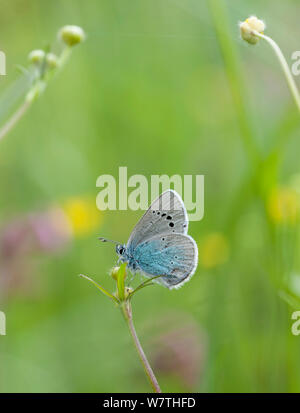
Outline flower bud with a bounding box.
[124,287,133,299]
[58,25,85,47]
[46,53,58,69]
[240,16,265,45]
[110,266,120,281]
[28,49,45,65]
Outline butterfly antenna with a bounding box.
[98,237,120,244]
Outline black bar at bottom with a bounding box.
[0,392,298,408]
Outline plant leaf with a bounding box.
[79,274,119,304]
[129,275,162,298]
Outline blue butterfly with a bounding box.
[100,190,198,289]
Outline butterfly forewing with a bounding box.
[127,190,188,250]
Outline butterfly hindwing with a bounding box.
[131,233,198,289]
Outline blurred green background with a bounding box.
[1,0,300,393]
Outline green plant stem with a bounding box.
[255,32,300,114]
[121,301,161,393]
[250,32,300,305]
[0,46,72,143]
[0,98,31,141]
[58,46,72,69]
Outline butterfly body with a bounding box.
[111,190,198,289]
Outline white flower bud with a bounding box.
[28,49,45,65]
[240,16,265,45]
[124,287,133,299]
[58,25,85,47]
[110,266,120,281]
[46,53,58,69]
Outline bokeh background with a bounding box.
[1,0,300,393]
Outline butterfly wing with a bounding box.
[127,190,188,250]
[132,233,198,289]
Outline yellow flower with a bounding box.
[267,187,299,225]
[199,232,229,269]
[63,197,102,236]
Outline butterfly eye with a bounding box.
[116,245,125,255]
